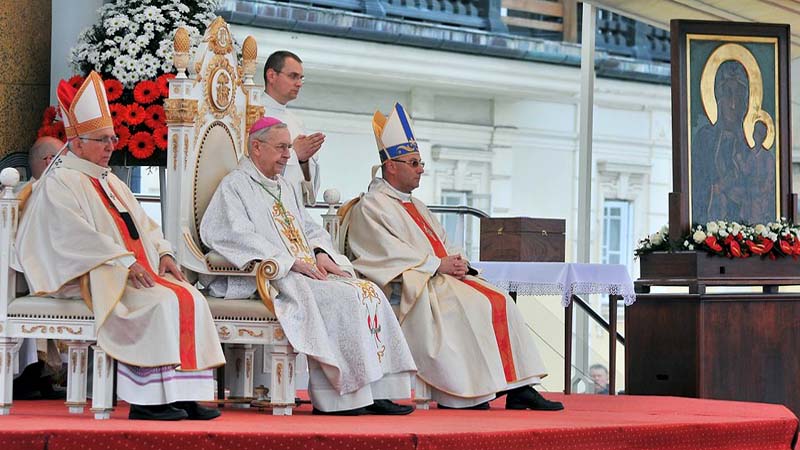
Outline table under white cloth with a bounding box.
[471,262,637,306]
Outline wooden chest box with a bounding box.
[479,217,566,262]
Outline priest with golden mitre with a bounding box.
[15,71,225,421]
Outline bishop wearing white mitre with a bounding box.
[16,72,225,421]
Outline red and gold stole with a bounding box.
[401,201,517,382]
[90,178,198,370]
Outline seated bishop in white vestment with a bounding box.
[342,103,564,411]
[15,72,225,421]
[200,117,417,415]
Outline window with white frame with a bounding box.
[601,199,633,270]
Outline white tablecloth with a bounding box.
[471,261,636,307]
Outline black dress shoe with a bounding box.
[437,401,491,410]
[365,399,414,415]
[312,406,369,416]
[129,404,189,420]
[171,401,221,420]
[505,386,564,411]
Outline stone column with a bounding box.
[0,0,52,160]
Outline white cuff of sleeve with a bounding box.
[116,255,136,268]
[420,255,441,276]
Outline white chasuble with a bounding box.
[343,178,548,400]
[200,158,416,395]
[16,152,225,374]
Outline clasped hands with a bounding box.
[291,252,350,280]
[128,255,186,289]
[439,254,468,280]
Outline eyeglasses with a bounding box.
[255,139,292,153]
[393,159,425,168]
[276,71,305,83]
[80,135,119,145]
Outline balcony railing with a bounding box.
[221,0,671,65]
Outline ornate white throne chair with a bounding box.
[164,18,297,415]
[0,171,116,419]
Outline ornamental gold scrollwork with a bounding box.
[273,327,285,342]
[10,207,15,226]
[701,43,775,150]
[164,99,198,125]
[204,56,237,119]
[2,207,7,227]
[81,352,86,374]
[184,134,189,167]
[246,356,252,379]
[276,362,283,385]
[21,325,47,334]
[171,133,179,171]
[245,105,265,145]
[71,351,77,373]
[238,328,264,338]
[218,326,231,339]
[289,363,293,384]
[206,17,234,55]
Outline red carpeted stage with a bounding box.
[0,394,797,450]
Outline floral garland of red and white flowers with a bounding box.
[635,219,800,260]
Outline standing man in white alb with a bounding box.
[263,50,324,206]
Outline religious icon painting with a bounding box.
[669,20,792,235]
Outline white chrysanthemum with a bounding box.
[650,232,663,246]
[706,222,719,234]
[755,224,767,236]
[768,232,779,241]
[693,230,706,244]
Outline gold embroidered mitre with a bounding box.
[57,71,113,138]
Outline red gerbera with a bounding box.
[156,73,175,98]
[153,126,168,150]
[128,132,155,159]
[41,106,58,126]
[115,126,131,150]
[133,80,160,104]
[126,104,146,125]
[144,104,165,129]
[104,78,124,102]
[67,75,85,90]
[53,122,66,142]
[109,103,128,127]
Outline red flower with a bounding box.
[115,127,131,150]
[153,126,168,150]
[53,122,66,141]
[126,104,146,125]
[793,239,800,256]
[109,103,128,127]
[729,240,743,258]
[144,105,165,129]
[133,80,160,104]
[747,238,774,255]
[104,78,124,102]
[704,235,723,253]
[128,132,155,159]
[41,106,58,126]
[67,75,85,90]
[156,73,175,98]
[778,239,793,255]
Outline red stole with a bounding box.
[401,201,517,383]
[90,178,198,370]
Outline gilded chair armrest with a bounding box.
[255,259,278,315]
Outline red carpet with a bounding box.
[0,394,796,450]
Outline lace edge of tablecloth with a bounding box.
[495,281,637,307]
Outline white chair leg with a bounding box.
[414,375,431,410]
[270,344,296,416]
[65,340,90,414]
[0,337,20,415]
[90,345,114,420]
[225,344,254,408]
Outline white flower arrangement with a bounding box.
[69,0,220,88]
